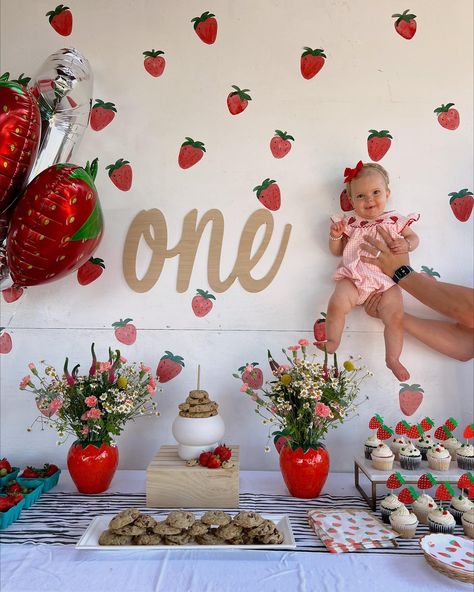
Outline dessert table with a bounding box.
[0,470,470,592]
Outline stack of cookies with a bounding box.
[98,509,284,546]
[178,389,218,418]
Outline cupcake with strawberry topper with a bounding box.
[427,443,452,472]
[364,414,384,459]
[390,436,409,461]
[381,472,406,523]
[456,424,474,470]
[399,441,422,471]
[389,505,419,539]
[412,473,437,524]
[427,482,456,534]
[371,425,395,470]
[441,417,462,459]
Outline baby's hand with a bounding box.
[330,221,345,239]
[390,237,409,254]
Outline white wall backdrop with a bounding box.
[1,0,473,471]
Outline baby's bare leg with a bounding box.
[377,286,410,381]
[320,279,359,353]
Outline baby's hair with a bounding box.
[346,162,390,196]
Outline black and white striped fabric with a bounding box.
[0,492,464,553]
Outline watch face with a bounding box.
[393,265,413,283]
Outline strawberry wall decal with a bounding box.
[178,138,206,169]
[300,47,326,79]
[339,189,353,212]
[448,189,473,222]
[367,130,393,161]
[398,383,424,416]
[143,50,166,77]
[313,312,327,343]
[253,179,281,211]
[239,363,264,389]
[46,4,73,36]
[0,328,12,354]
[2,287,24,303]
[77,257,105,286]
[191,11,218,45]
[434,103,460,130]
[191,289,215,317]
[90,100,117,131]
[392,9,417,40]
[112,318,137,345]
[227,86,251,115]
[270,130,294,159]
[106,159,133,191]
[156,351,185,383]
[420,266,441,280]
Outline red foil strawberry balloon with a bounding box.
[6,159,103,286]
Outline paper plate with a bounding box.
[420,533,474,583]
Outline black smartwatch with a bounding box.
[392,265,414,284]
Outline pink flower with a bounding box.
[120,357,127,363]
[148,376,156,389]
[49,398,63,412]
[245,364,254,372]
[81,425,89,435]
[147,384,155,394]
[240,383,249,392]
[298,339,310,347]
[280,364,290,371]
[85,395,98,408]
[315,402,331,418]
[250,395,257,401]
[87,408,102,419]
[141,363,151,373]
[288,345,300,351]
[19,375,31,390]
[99,361,112,373]
[28,363,36,370]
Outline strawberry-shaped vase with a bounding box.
[279,444,329,498]
[67,441,118,494]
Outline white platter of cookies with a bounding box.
[76,508,296,550]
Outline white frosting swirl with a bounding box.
[381,494,403,511]
[399,442,421,457]
[389,506,418,527]
[413,494,436,510]
[416,435,434,448]
[427,444,451,459]
[457,443,474,458]
[450,495,474,512]
[365,434,381,447]
[444,437,461,449]
[427,508,456,526]
[371,444,394,459]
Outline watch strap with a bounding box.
[392,265,414,284]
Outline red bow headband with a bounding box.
[343,160,363,184]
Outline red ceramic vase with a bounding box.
[279,444,330,498]
[67,441,119,494]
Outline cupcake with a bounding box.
[456,443,474,470]
[461,508,474,538]
[427,444,451,471]
[415,435,435,460]
[427,507,456,534]
[412,494,437,525]
[450,495,474,524]
[444,437,462,460]
[390,437,408,461]
[371,444,395,471]
[380,494,405,524]
[364,434,382,459]
[389,505,418,539]
[399,442,422,470]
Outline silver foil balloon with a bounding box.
[27,47,93,181]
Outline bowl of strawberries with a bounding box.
[0,492,25,529]
[19,463,61,492]
[3,478,44,509]
[0,458,20,487]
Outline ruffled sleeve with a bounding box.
[391,212,420,234]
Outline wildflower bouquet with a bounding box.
[234,340,371,452]
[21,344,160,445]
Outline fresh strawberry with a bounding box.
[46,4,73,36]
[448,189,473,222]
[434,103,460,130]
[377,425,394,440]
[386,472,405,489]
[8,494,24,504]
[392,9,417,40]
[178,138,206,169]
[420,266,441,280]
[253,178,281,211]
[199,451,212,466]
[420,417,434,432]
[77,257,105,285]
[214,444,232,462]
[434,425,452,441]
[457,472,474,490]
[5,481,22,494]
[435,482,455,501]
[156,351,185,383]
[206,454,222,469]
[2,286,24,303]
[0,329,12,354]
[0,458,12,473]
[300,47,326,79]
[106,159,132,191]
[112,318,137,345]
[0,497,16,511]
[20,467,42,478]
[270,130,294,159]
[444,417,458,431]
[90,100,117,131]
[398,486,418,504]
[339,189,353,212]
[191,11,218,45]
[369,414,384,430]
[43,463,59,477]
[398,383,424,416]
[240,363,264,389]
[406,424,424,439]
[464,424,474,439]
[191,289,215,317]
[417,473,437,490]
[367,129,392,161]
[313,313,327,343]
[395,420,410,435]
[227,86,251,115]
[143,50,166,77]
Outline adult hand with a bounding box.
[360,226,410,277]
[364,292,382,318]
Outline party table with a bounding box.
[0,471,470,592]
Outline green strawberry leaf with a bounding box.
[71,203,103,241]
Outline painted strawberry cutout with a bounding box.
[178,138,206,169]
[417,473,437,490]
[448,189,473,222]
[457,473,474,490]
[300,47,326,79]
[434,103,460,130]
[395,420,410,435]
[386,472,405,489]
[156,351,185,383]
[377,424,394,440]
[90,100,117,131]
[369,414,384,430]
[313,313,327,343]
[227,86,251,115]
[106,159,132,191]
[435,482,455,501]
[2,286,24,303]
[420,266,441,280]
[253,178,281,211]
[77,257,105,285]
[406,423,424,439]
[46,4,73,36]
[270,130,294,159]
[112,318,137,345]
[239,363,264,389]
[420,417,434,432]
[0,328,12,354]
[434,425,452,441]
[444,417,458,431]
[464,424,474,439]
[143,50,166,77]
[191,11,218,45]
[398,486,418,504]
[367,130,393,161]
[392,9,417,39]
[398,383,424,416]
[340,189,353,212]
[191,289,215,317]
